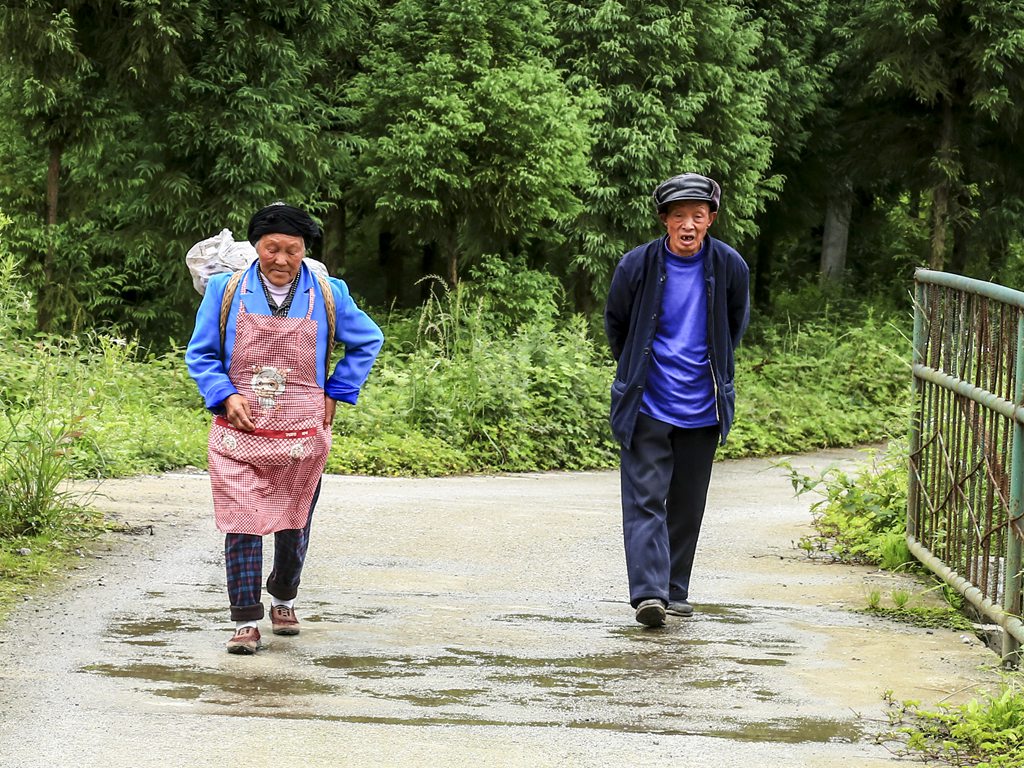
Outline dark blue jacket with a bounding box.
[604,235,750,448]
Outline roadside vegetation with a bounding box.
[882,683,1024,768]
[786,426,1024,766]
[2,1,1023,749]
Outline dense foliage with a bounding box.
[0,222,911,497]
[2,0,1023,341]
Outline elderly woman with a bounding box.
[186,203,383,654]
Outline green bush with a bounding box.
[0,225,916,486]
[885,681,1024,767]
[331,272,618,475]
[725,312,910,458]
[0,245,101,537]
[782,440,911,566]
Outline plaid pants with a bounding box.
[224,480,321,621]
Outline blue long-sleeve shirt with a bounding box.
[639,239,718,429]
[185,261,384,409]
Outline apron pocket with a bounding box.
[210,421,318,467]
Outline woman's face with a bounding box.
[256,233,305,286]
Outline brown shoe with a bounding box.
[226,625,261,654]
[270,604,300,636]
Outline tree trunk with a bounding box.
[948,187,972,275]
[443,229,458,287]
[930,182,950,271]
[378,230,403,306]
[753,217,774,311]
[321,202,346,276]
[930,98,956,270]
[38,140,61,332]
[574,269,595,315]
[819,184,852,285]
[420,241,438,303]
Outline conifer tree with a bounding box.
[549,0,774,308]
[844,0,1024,271]
[0,1,368,338]
[346,0,594,286]
[740,0,834,304]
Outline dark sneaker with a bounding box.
[635,599,666,627]
[226,625,261,654]
[270,604,300,636]
[666,600,693,617]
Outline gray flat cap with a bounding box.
[653,173,721,213]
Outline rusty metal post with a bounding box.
[908,280,925,540]
[1003,314,1024,665]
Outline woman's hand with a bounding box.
[324,396,337,429]
[224,393,255,432]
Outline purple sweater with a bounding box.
[638,240,718,428]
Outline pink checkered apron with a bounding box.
[208,275,331,534]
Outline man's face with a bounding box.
[660,201,716,258]
[256,233,305,286]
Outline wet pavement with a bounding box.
[0,450,1002,766]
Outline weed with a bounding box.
[782,440,910,566]
[883,679,1024,766]
[867,589,882,610]
[864,603,976,632]
[891,589,911,609]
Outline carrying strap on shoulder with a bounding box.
[315,274,337,374]
[219,270,245,353]
[218,269,336,377]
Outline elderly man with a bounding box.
[186,203,383,653]
[604,173,750,627]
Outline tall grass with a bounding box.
[725,312,910,458]
[328,267,617,475]
[0,245,98,538]
[885,680,1024,767]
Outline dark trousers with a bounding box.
[620,414,718,607]
[224,480,321,621]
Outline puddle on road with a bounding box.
[705,717,863,744]
[387,688,487,707]
[496,613,601,625]
[111,618,191,637]
[315,645,751,705]
[316,645,716,676]
[184,708,863,744]
[303,607,390,623]
[82,600,858,745]
[731,657,788,667]
[82,662,336,703]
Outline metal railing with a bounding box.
[908,268,1024,666]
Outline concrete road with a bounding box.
[0,450,1001,767]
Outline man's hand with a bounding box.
[224,393,255,432]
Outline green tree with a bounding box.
[0,1,369,340]
[740,0,834,306]
[347,0,594,287]
[844,0,1024,272]
[0,1,192,330]
[549,0,775,310]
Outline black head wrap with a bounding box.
[247,202,322,249]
